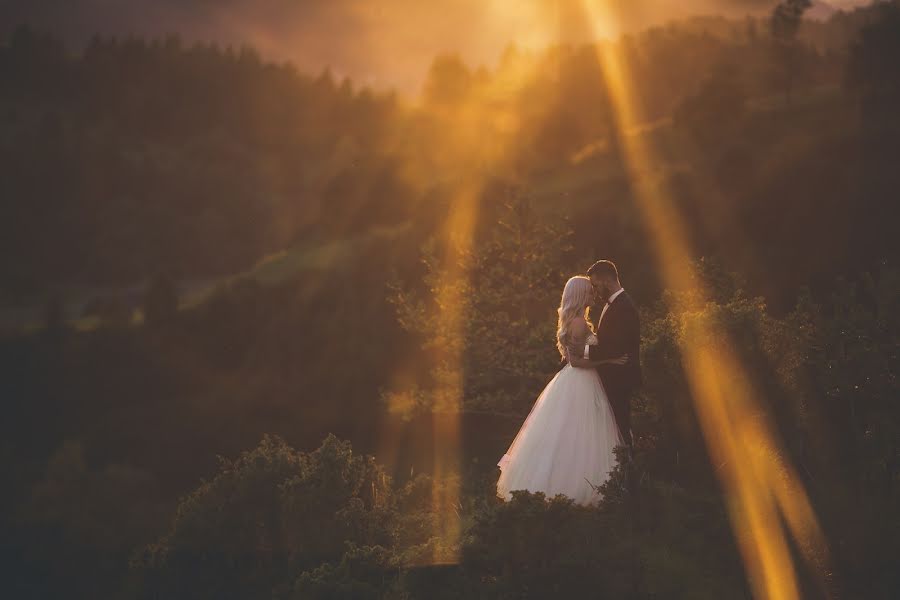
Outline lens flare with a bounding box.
[377,0,831,582]
[573,1,831,597]
[378,49,545,562]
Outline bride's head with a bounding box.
[556,275,594,357]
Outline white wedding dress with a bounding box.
[497,332,623,507]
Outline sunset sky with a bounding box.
[0,0,873,94]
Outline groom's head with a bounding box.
[587,260,621,303]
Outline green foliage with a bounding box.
[133,433,448,599]
[14,440,162,598]
[846,2,900,120]
[794,270,900,594]
[286,542,401,600]
[10,259,895,599]
[0,27,405,289]
[640,258,824,478]
[460,460,745,599]
[2,5,899,599]
[135,434,306,599]
[388,186,576,416]
[128,431,492,598]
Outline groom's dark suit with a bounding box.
[585,290,642,445]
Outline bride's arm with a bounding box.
[564,319,627,367]
[569,353,629,368]
[567,354,594,368]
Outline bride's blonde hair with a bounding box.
[556,275,595,358]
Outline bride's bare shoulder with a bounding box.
[569,316,593,337]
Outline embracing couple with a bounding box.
[497,260,642,506]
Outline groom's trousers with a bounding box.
[606,385,634,449]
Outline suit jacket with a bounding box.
[587,290,642,399]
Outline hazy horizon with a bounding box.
[0,0,874,95]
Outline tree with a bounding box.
[422,54,473,109]
[134,433,453,599]
[770,0,812,106]
[135,434,395,599]
[387,183,576,416]
[845,3,900,120]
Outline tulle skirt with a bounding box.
[497,364,623,507]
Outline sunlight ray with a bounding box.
[571,1,831,597]
[378,46,547,563]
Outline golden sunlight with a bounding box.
[580,0,833,596]
[4,0,895,596]
[377,51,547,561]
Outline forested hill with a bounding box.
[1,3,898,306]
[0,30,403,291]
[1,3,898,599]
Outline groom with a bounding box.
[581,260,642,449]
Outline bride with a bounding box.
[497,275,626,506]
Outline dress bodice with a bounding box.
[562,329,597,363]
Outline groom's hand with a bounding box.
[608,354,629,366]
